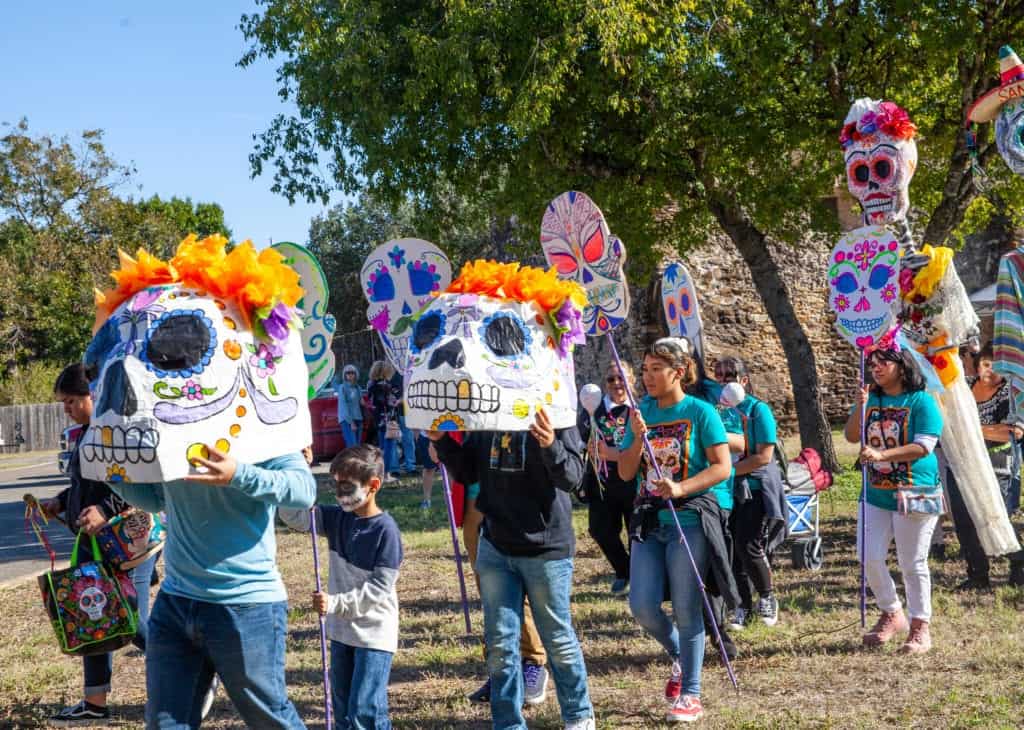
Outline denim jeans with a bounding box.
[628,523,709,697]
[330,641,393,730]
[81,547,158,695]
[341,420,362,448]
[378,425,399,473]
[475,536,593,729]
[145,592,304,729]
[397,416,416,472]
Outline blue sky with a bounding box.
[1,1,343,246]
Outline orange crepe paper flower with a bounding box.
[447,259,586,315]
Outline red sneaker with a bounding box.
[666,695,704,723]
[664,659,682,703]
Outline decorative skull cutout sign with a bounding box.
[360,238,453,372]
[81,235,312,483]
[839,98,918,226]
[271,241,337,399]
[403,260,587,432]
[828,226,901,348]
[540,191,630,335]
[969,46,1024,175]
[661,261,703,355]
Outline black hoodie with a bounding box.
[434,428,584,559]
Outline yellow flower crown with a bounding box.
[93,234,303,333]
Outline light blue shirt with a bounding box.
[111,452,316,603]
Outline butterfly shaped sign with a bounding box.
[360,238,453,372]
[271,242,337,400]
[661,261,704,356]
[540,191,630,335]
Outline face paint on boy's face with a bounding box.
[335,479,370,512]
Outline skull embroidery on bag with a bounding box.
[79,586,107,621]
[403,261,587,432]
[541,191,630,335]
[839,98,918,226]
[360,238,452,372]
[828,227,901,348]
[80,236,312,483]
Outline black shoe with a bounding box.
[51,700,110,724]
[150,568,161,587]
[711,626,739,661]
[955,577,991,592]
[467,677,491,703]
[1009,562,1024,588]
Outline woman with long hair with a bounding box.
[367,360,399,483]
[618,338,734,723]
[844,347,943,654]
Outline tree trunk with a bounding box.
[701,183,841,472]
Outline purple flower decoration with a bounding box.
[553,299,586,357]
[183,380,204,401]
[261,302,293,342]
[250,343,277,378]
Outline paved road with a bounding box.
[0,451,75,587]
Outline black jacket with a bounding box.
[577,400,637,501]
[56,426,128,536]
[434,428,584,559]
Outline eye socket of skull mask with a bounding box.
[144,310,215,376]
[412,311,445,352]
[483,313,528,358]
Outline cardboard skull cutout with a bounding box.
[968,45,1024,175]
[828,226,901,348]
[271,241,337,399]
[840,98,918,226]
[360,238,452,371]
[81,236,312,483]
[403,260,587,432]
[661,261,703,354]
[540,191,630,335]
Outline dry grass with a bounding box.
[3,453,1024,729]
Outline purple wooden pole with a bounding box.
[858,351,868,628]
[440,464,472,633]
[607,336,739,691]
[309,507,333,728]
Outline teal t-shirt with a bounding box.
[620,394,729,526]
[691,379,740,511]
[736,395,778,491]
[860,389,943,511]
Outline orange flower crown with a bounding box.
[93,234,304,334]
[445,260,587,315]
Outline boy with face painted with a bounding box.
[279,444,403,730]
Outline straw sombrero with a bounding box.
[968,45,1024,123]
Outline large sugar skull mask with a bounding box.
[968,45,1024,176]
[840,99,918,226]
[541,191,630,335]
[996,99,1024,174]
[81,284,312,483]
[828,226,900,348]
[360,238,452,372]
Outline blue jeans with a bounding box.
[145,592,304,729]
[330,641,393,730]
[629,523,709,697]
[82,548,158,695]
[378,425,399,473]
[341,420,362,448]
[476,536,593,729]
[397,416,416,472]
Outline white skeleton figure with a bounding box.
[79,586,107,621]
[840,98,918,226]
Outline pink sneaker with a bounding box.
[900,618,932,655]
[664,659,682,703]
[666,695,703,723]
[862,610,908,647]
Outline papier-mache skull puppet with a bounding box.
[403,260,588,432]
[827,227,901,349]
[967,45,1024,175]
[540,191,629,336]
[360,238,453,372]
[80,234,312,484]
[840,98,918,226]
[661,261,704,356]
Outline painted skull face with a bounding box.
[996,99,1024,175]
[81,285,312,483]
[79,586,106,621]
[403,293,578,432]
[360,239,452,372]
[541,191,630,335]
[828,227,901,348]
[645,436,681,495]
[661,261,703,354]
[840,99,918,225]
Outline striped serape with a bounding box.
[994,247,1024,416]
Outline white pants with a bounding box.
[858,502,939,622]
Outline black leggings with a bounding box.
[586,472,634,581]
[946,468,1024,581]
[730,493,773,609]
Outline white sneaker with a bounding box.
[728,607,748,631]
[757,595,779,627]
[200,675,220,720]
[564,717,596,730]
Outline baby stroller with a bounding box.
[776,442,833,571]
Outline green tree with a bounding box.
[240,0,1024,468]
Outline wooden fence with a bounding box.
[0,403,69,452]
